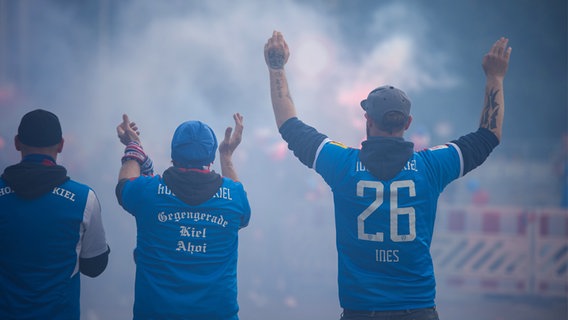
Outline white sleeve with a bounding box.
[79,189,109,258]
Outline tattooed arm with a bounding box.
[479,37,512,142]
[264,31,297,129]
[450,38,512,176]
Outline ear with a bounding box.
[364,113,373,127]
[14,135,22,151]
[404,115,413,130]
[57,138,64,153]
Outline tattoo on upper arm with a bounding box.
[267,48,286,69]
[481,88,500,130]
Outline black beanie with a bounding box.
[17,109,63,147]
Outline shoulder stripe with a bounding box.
[447,142,464,178]
[312,138,331,171]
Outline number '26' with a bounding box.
[357,180,416,242]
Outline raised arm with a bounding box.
[479,37,512,142]
[264,30,297,129]
[218,113,244,181]
[116,114,146,181]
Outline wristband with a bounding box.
[121,141,154,175]
[139,156,154,176]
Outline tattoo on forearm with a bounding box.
[267,48,286,69]
[272,71,294,104]
[275,74,284,99]
[481,88,500,130]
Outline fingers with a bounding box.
[129,122,140,135]
[490,37,511,59]
[119,113,140,136]
[223,127,233,144]
[482,37,511,78]
[265,30,286,48]
[233,113,243,129]
[231,113,243,139]
[220,113,244,152]
[117,114,142,146]
[504,46,512,60]
[233,114,243,138]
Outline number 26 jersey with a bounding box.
[313,139,462,311]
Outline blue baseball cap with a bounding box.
[360,85,411,123]
[171,120,217,167]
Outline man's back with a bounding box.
[0,176,103,319]
[1,109,109,319]
[118,173,250,319]
[314,140,462,310]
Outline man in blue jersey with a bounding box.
[264,31,511,319]
[115,113,250,320]
[0,109,110,320]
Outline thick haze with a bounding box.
[0,0,566,319]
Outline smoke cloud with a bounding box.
[0,0,566,319]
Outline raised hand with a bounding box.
[264,30,290,69]
[219,113,244,157]
[479,37,511,142]
[482,37,512,80]
[117,114,141,146]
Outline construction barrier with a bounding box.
[432,205,568,297]
[534,207,568,296]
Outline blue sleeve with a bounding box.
[115,176,155,215]
[314,141,354,188]
[235,182,251,229]
[419,144,462,193]
[115,179,128,207]
[451,128,499,176]
[279,117,328,168]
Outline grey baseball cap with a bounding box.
[360,85,411,122]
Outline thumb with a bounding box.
[122,114,130,128]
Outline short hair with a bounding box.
[376,111,409,134]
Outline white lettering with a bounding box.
[176,241,207,254]
[356,161,367,172]
[157,183,173,195]
[179,226,207,238]
[375,249,400,263]
[0,186,14,197]
[213,187,232,200]
[52,187,76,202]
[156,210,229,228]
[403,160,418,172]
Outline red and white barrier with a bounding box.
[432,205,568,297]
[534,208,568,296]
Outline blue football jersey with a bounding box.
[314,140,462,310]
[120,175,251,320]
[0,180,108,319]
